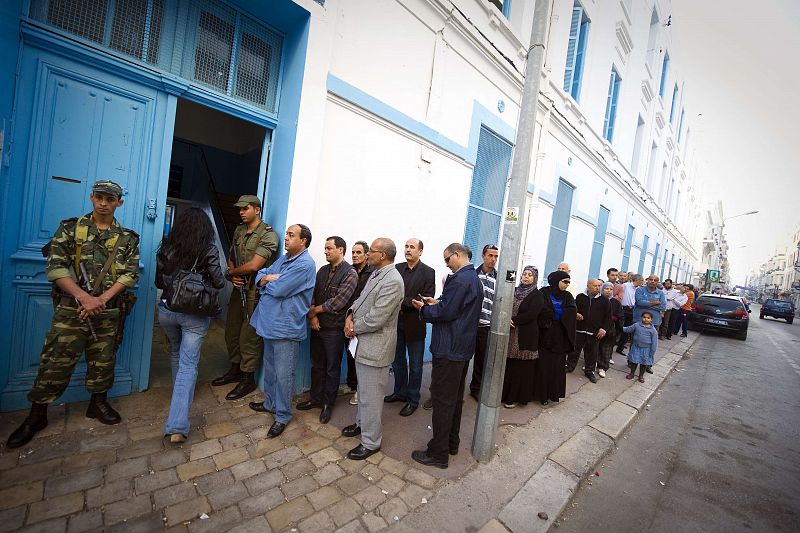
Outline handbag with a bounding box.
[166,256,221,317]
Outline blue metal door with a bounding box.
[0,43,173,410]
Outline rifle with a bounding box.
[231,244,250,320]
[76,264,99,342]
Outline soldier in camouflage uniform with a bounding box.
[213,195,279,400]
[6,180,140,449]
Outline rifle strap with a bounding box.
[92,236,123,296]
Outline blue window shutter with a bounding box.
[651,242,660,275]
[588,206,610,278]
[670,85,678,123]
[563,4,582,95]
[603,69,621,141]
[571,18,589,99]
[668,253,675,278]
[621,224,635,272]
[660,247,668,279]
[638,235,649,275]
[463,126,512,258]
[659,53,669,97]
[502,0,513,18]
[544,180,575,277]
[677,109,685,143]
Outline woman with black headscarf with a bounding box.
[533,270,577,405]
[501,266,543,408]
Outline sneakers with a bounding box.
[503,402,517,409]
[598,369,606,378]
[349,391,358,405]
[609,359,615,365]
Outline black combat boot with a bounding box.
[226,372,256,400]
[6,402,48,448]
[86,392,121,425]
[212,364,242,386]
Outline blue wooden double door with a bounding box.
[0,42,174,410]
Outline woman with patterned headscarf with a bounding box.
[501,266,542,408]
[532,270,577,405]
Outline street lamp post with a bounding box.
[715,210,759,293]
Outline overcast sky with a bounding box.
[671,0,800,285]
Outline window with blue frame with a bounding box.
[544,180,575,276]
[603,68,621,142]
[488,0,512,18]
[621,224,635,272]
[638,235,649,275]
[651,242,661,275]
[464,127,513,259]
[659,52,670,98]
[670,85,679,123]
[588,206,610,278]
[28,0,284,112]
[563,2,590,101]
[677,109,686,143]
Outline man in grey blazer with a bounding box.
[342,238,404,460]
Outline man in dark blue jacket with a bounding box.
[410,243,483,468]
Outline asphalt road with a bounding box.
[558,304,800,532]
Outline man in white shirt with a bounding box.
[660,279,679,339]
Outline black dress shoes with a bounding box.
[266,422,286,438]
[347,444,380,461]
[296,400,322,411]
[422,399,433,410]
[383,394,403,403]
[248,401,274,414]
[212,364,241,386]
[411,449,448,469]
[449,448,458,456]
[342,424,362,437]
[226,372,256,400]
[319,405,333,424]
[399,403,417,417]
[645,366,654,374]
[585,373,597,384]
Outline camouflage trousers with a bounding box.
[28,305,120,404]
[224,287,262,373]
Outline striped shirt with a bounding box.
[476,265,497,327]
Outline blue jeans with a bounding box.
[158,303,211,437]
[262,339,300,424]
[391,328,425,406]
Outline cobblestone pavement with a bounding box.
[0,336,682,532]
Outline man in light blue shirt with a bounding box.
[250,224,317,438]
[634,275,667,327]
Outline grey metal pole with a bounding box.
[472,0,552,462]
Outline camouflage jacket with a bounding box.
[46,214,140,293]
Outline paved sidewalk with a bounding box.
[0,333,698,532]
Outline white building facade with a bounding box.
[290,0,701,287]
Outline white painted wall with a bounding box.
[285,0,701,288]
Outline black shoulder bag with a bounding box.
[166,256,221,317]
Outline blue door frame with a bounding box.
[0,2,310,410]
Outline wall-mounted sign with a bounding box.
[505,207,519,224]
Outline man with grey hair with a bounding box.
[342,238,404,461]
[409,243,483,469]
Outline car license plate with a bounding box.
[707,318,727,325]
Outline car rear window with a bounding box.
[697,297,743,311]
[769,300,792,308]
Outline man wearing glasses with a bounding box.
[409,243,483,469]
[342,239,404,460]
[384,238,435,417]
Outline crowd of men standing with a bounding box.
[6,187,699,472]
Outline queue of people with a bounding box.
[5,186,688,472]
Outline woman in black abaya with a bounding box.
[533,270,577,405]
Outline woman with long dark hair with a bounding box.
[155,208,225,443]
[501,266,543,408]
[533,270,577,405]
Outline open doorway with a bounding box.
[150,99,269,388]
